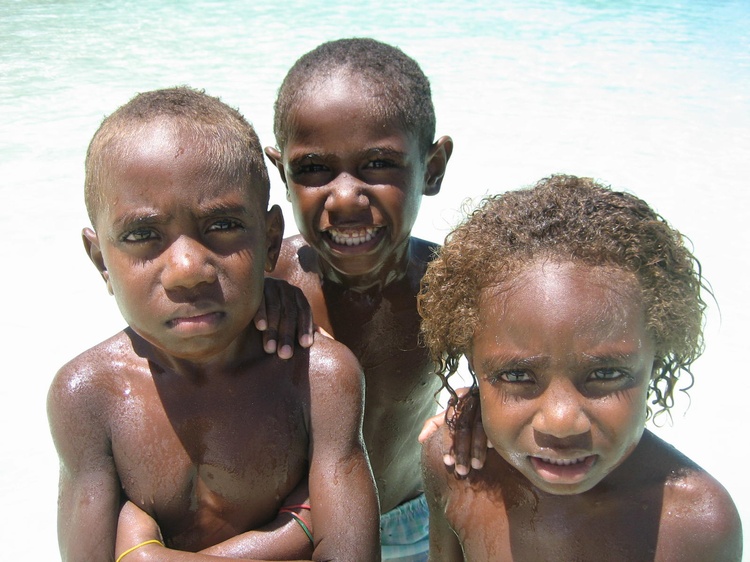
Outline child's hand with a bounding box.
[115,501,163,561]
[255,277,314,359]
[418,387,491,476]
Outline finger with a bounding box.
[261,282,282,354]
[276,284,295,359]
[470,415,488,470]
[253,291,268,332]
[452,398,478,477]
[295,289,314,348]
[418,413,445,443]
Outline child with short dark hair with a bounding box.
[47,86,380,562]
[418,174,742,561]
[264,37,454,561]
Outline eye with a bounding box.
[122,228,157,242]
[292,162,328,175]
[488,370,533,384]
[364,158,396,169]
[589,368,627,381]
[207,218,243,232]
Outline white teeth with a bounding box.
[327,227,380,246]
[540,457,586,466]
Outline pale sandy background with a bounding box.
[1,1,748,559]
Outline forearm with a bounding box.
[121,542,312,562]
[200,516,313,559]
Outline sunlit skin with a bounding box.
[266,73,453,513]
[423,260,742,561]
[48,119,380,562]
[473,261,654,496]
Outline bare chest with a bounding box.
[110,378,308,549]
[448,483,662,561]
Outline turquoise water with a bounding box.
[2,1,748,558]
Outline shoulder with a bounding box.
[306,332,364,396]
[645,434,743,561]
[48,331,141,424]
[276,235,313,271]
[409,236,440,265]
[659,467,742,560]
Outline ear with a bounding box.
[264,146,292,202]
[82,227,113,295]
[264,205,285,272]
[423,135,453,197]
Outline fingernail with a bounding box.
[443,454,455,467]
[257,319,267,331]
[279,345,292,359]
[455,464,469,476]
[265,340,277,353]
[300,334,313,347]
[471,458,483,470]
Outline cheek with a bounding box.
[478,386,529,445]
[592,387,649,445]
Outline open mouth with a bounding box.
[529,454,596,483]
[324,226,384,248]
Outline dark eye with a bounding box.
[207,219,243,232]
[489,370,532,384]
[293,162,328,175]
[365,159,395,169]
[122,228,157,242]
[590,368,626,381]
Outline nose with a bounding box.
[532,378,591,440]
[323,173,369,215]
[160,236,217,291]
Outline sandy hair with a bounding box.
[84,86,269,227]
[418,174,707,420]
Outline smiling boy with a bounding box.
[418,175,742,561]
[47,86,379,562]
[264,38,453,561]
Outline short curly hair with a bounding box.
[85,86,269,227]
[272,37,436,154]
[418,174,707,419]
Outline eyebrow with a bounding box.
[194,203,252,219]
[478,353,548,373]
[287,146,408,164]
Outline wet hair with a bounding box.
[418,174,707,420]
[84,86,269,226]
[272,37,436,154]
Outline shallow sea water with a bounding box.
[1,1,748,558]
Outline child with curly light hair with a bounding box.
[419,174,742,561]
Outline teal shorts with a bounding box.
[380,493,429,562]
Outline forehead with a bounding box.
[285,74,418,148]
[477,260,647,342]
[98,121,259,217]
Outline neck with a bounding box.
[125,325,265,382]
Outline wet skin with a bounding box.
[266,74,453,513]
[48,121,379,561]
[423,260,742,561]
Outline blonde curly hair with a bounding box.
[418,174,707,420]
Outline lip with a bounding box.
[529,454,597,484]
[322,225,385,253]
[167,311,225,333]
